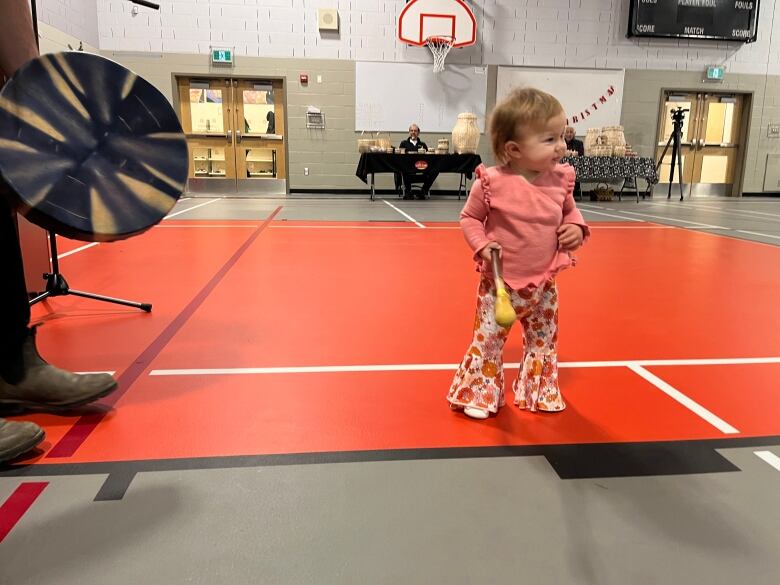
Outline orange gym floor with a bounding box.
[9,213,780,464]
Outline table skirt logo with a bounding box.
[415,161,429,170]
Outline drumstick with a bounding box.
[491,248,517,328]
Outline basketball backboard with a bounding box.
[398,0,477,47]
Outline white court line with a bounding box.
[588,225,673,229]
[627,364,739,434]
[676,202,780,219]
[57,242,99,259]
[582,205,724,228]
[150,358,770,435]
[608,209,730,230]
[736,230,780,241]
[56,199,225,259]
[268,224,424,229]
[688,228,780,249]
[149,356,780,376]
[578,207,643,222]
[754,451,780,472]
[645,201,780,223]
[75,371,116,375]
[164,198,222,219]
[644,202,724,212]
[155,224,258,228]
[381,199,426,228]
[151,364,463,376]
[266,224,671,230]
[731,209,780,219]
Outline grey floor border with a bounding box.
[2,434,779,501]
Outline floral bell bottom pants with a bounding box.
[447,276,564,414]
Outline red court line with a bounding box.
[45,208,282,459]
[0,482,48,544]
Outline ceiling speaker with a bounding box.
[318,8,339,31]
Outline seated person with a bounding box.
[398,124,438,199]
[564,126,584,200]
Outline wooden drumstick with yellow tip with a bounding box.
[491,248,517,328]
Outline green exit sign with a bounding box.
[211,48,233,65]
[706,66,725,81]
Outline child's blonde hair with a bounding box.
[489,88,564,164]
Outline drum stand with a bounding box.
[24,0,155,313]
[29,230,152,312]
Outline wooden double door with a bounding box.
[177,77,286,195]
[656,91,747,196]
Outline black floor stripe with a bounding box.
[546,441,740,479]
[94,469,137,502]
[2,435,779,498]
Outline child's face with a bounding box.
[506,113,567,175]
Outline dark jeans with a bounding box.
[401,172,438,195]
[0,193,32,378]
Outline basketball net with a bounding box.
[425,36,454,73]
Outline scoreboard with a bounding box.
[628,0,759,42]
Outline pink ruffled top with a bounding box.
[459,163,590,290]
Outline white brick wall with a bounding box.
[39,0,99,48]
[90,0,779,75]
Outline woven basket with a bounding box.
[358,135,377,153]
[375,134,392,150]
[591,144,613,157]
[594,183,614,201]
[358,132,391,153]
[584,128,600,156]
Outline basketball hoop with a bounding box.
[425,35,454,73]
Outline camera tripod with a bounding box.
[655,107,688,201]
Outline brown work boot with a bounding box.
[0,419,44,463]
[0,327,117,413]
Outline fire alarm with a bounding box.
[300,74,309,84]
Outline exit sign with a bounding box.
[211,48,233,65]
[706,66,725,81]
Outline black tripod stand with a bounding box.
[655,107,687,201]
[29,230,151,312]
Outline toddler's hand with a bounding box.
[557,224,584,250]
[479,242,501,262]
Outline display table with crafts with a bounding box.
[356,152,482,200]
[562,155,659,202]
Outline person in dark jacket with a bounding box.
[564,126,584,201]
[399,124,438,199]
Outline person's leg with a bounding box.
[512,280,565,412]
[447,277,512,416]
[0,194,117,412]
[0,196,32,382]
[421,171,439,196]
[573,181,582,201]
[0,197,44,463]
[401,173,414,199]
